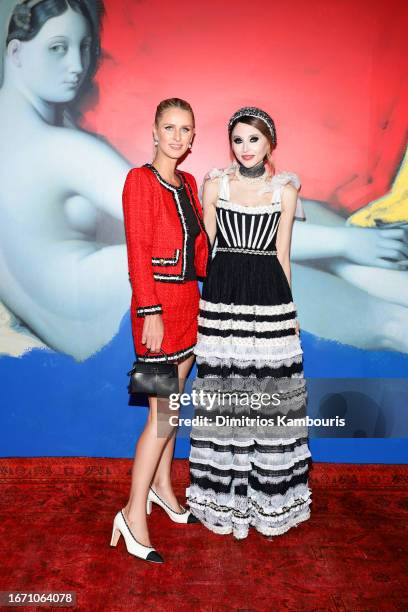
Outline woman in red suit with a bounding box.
[112,98,209,564]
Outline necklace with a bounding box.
[237,160,266,183]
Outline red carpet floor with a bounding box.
[0,459,407,612]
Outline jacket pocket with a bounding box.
[151,249,180,266]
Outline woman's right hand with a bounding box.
[343,225,408,269]
[142,313,164,352]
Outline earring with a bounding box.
[154,139,158,146]
[188,143,192,150]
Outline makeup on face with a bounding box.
[154,109,194,159]
[231,122,270,168]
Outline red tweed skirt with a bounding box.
[132,281,200,362]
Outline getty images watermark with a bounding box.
[169,390,282,411]
[166,389,346,429]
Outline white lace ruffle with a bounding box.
[196,333,302,348]
[200,299,296,316]
[196,354,303,369]
[195,340,303,361]
[198,316,296,332]
[187,477,311,510]
[216,199,281,216]
[205,165,300,190]
[186,507,311,540]
[186,482,312,540]
[263,171,301,192]
[189,434,307,447]
[261,171,305,222]
[203,165,306,221]
[190,379,308,433]
[189,448,312,474]
[205,165,236,181]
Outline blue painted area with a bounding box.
[1,314,408,461]
[301,331,408,378]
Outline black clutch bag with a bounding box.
[127,350,179,398]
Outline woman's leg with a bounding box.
[122,355,194,545]
[123,396,176,547]
[151,355,195,511]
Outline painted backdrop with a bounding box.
[1,0,407,461]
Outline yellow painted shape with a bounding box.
[347,147,408,227]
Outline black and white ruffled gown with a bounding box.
[186,167,312,540]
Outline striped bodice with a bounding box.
[207,167,305,256]
[216,200,281,253]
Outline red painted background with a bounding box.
[83,0,407,214]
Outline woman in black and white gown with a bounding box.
[186,107,312,540]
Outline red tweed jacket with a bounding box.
[122,165,210,317]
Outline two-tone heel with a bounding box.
[147,487,199,524]
[110,510,164,563]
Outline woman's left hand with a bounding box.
[295,320,300,335]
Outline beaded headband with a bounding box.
[228,107,277,148]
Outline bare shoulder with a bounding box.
[273,171,301,191]
[282,183,299,197]
[202,175,219,204]
[281,182,298,216]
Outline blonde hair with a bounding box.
[154,98,195,126]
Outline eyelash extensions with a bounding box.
[233,136,260,144]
